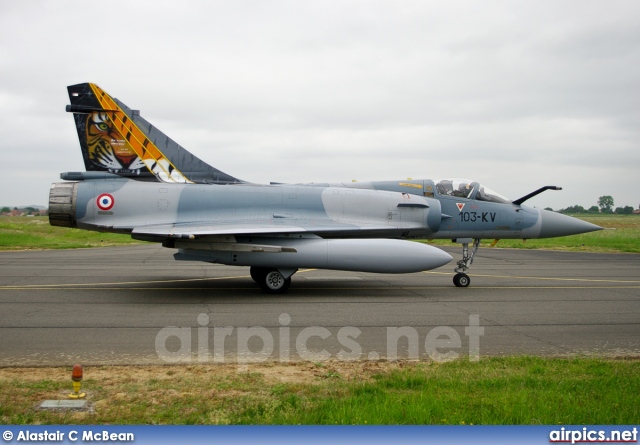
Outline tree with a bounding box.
[598,195,614,213]
[1,207,10,213]
[613,205,633,215]
[561,205,586,214]
[587,206,600,214]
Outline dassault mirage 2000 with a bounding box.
[49,83,602,293]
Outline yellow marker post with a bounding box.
[69,364,86,399]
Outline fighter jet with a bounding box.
[49,83,602,293]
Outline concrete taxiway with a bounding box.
[0,244,638,366]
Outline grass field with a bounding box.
[0,358,637,425]
[1,214,639,252]
[0,217,141,250]
[490,214,640,253]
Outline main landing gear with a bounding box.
[250,267,297,294]
[453,238,480,287]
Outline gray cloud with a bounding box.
[0,0,638,210]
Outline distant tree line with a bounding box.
[558,196,636,214]
[0,206,47,216]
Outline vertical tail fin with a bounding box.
[66,83,243,184]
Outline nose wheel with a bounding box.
[453,272,470,287]
[453,238,480,287]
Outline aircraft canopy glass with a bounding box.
[434,178,511,204]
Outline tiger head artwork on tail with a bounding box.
[66,83,244,184]
[85,110,146,173]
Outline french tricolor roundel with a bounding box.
[96,193,115,211]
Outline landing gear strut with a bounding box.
[453,238,480,287]
[250,267,296,294]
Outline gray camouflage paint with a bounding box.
[51,82,603,284]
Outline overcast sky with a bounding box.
[1,0,638,210]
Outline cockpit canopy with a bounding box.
[434,178,511,204]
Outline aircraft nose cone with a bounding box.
[538,209,603,238]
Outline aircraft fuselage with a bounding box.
[52,82,603,292]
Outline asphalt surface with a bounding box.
[0,244,638,366]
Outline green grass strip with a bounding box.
[0,217,141,250]
[1,214,639,253]
[0,357,638,425]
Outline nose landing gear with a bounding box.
[453,238,480,287]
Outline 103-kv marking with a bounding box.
[459,211,497,223]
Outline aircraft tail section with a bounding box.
[66,83,243,184]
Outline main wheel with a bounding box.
[453,273,470,287]
[260,269,291,294]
